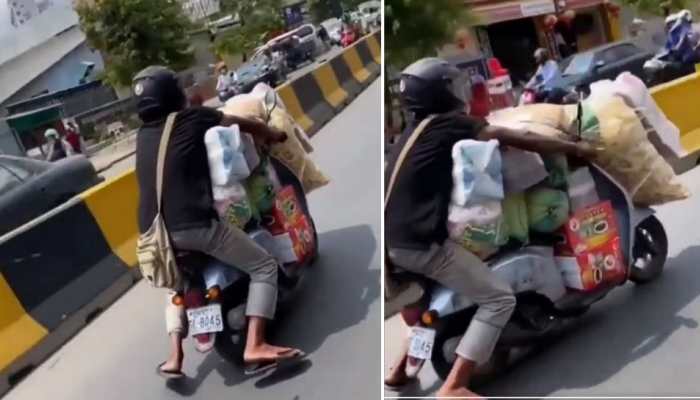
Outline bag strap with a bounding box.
[156,113,177,212]
[384,115,436,210]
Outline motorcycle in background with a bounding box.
[644,10,700,86]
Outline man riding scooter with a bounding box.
[216,63,238,102]
[522,48,574,105]
[132,66,305,379]
[384,58,595,397]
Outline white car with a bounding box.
[358,1,380,33]
[321,17,343,45]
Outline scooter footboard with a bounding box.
[429,247,566,317]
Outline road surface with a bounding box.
[385,165,700,398]
[7,80,381,400]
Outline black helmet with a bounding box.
[132,66,186,123]
[399,57,470,118]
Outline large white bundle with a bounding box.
[451,139,504,207]
[204,125,253,186]
[589,73,685,158]
[584,95,689,205]
[220,93,330,193]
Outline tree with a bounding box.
[618,0,692,16]
[76,0,195,88]
[214,0,285,58]
[385,0,474,69]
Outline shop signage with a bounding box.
[520,0,556,17]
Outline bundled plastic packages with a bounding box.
[488,95,689,206]
[221,90,329,193]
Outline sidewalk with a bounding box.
[89,133,137,173]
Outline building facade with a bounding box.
[441,0,621,85]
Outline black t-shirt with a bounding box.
[385,113,487,250]
[136,107,223,233]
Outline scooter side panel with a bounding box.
[429,247,567,317]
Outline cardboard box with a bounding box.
[555,237,625,291]
[263,185,315,264]
[564,201,619,256]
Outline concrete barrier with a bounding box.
[0,31,382,394]
[651,66,700,156]
[277,31,381,136]
[366,31,381,65]
[312,62,349,112]
[0,172,139,393]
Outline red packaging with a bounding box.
[287,215,315,263]
[263,185,315,263]
[564,201,619,256]
[555,201,626,291]
[556,238,625,291]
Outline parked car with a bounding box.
[358,1,380,33]
[0,155,103,236]
[233,50,288,94]
[265,24,318,71]
[321,18,343,46]
[550,41,653,94]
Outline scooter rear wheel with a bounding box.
[215,327,246,365]
[629,216,668,284]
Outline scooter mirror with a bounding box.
[264,90,278,122]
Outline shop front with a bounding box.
[463,0,620,85]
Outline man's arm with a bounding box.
[220,113,286,144]
[478,125,596,159]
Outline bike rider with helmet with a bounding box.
[524,48,570,103]
[132,66,305,379]
[44,128,74,162]
[384,58,595,397]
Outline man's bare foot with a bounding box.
[435,386,483,399]
[243,343,304,364]
[157,352,184,378]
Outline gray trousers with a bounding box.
[389,240,516,364]
[165,220,278,335]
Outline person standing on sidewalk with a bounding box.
[64,122,85,154]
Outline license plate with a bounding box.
[187,304,224,336]
[408,326,436,360]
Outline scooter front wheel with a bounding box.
[629,216,668,284]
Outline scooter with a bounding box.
[394,163,668,382]
[171,91,319,367]
[341,28,358,48]
[644,10,700,86]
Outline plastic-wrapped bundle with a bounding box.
[204,125,253,185]
[212,183,253,229]
[583,95,688,205]
[525,187,570,233]
[447,202,507,260]
[220,93,330,193]
[451,139,504,207]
